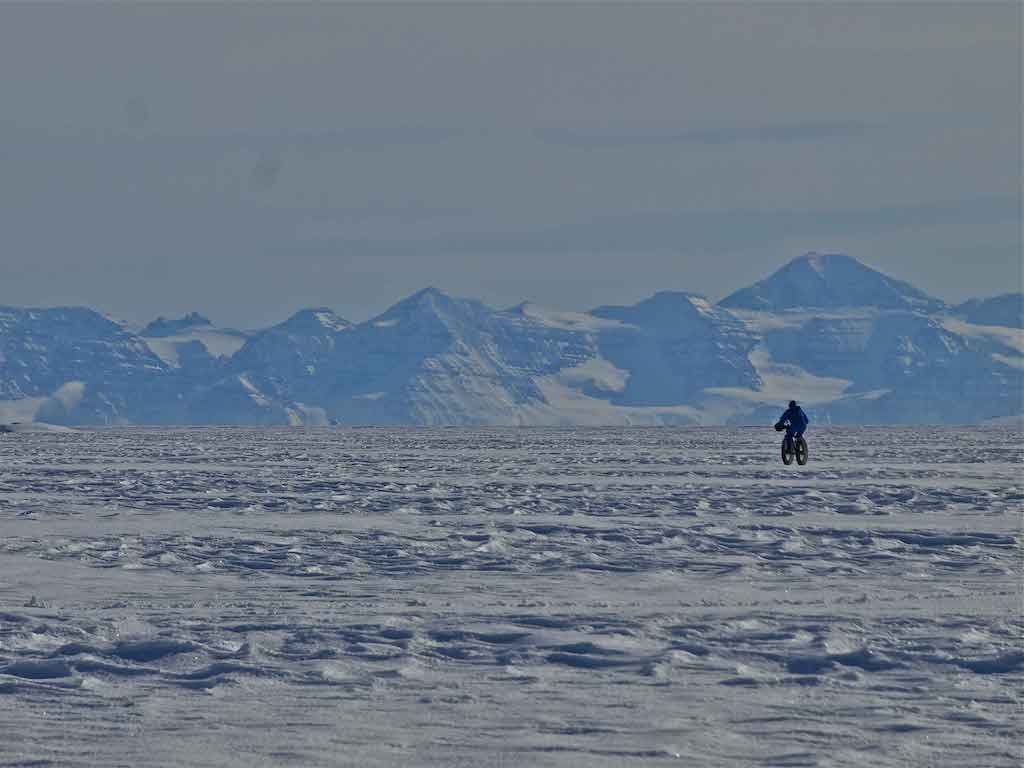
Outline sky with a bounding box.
[0,3,1020,329]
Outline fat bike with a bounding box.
[781,433,808,466]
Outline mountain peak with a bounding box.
[413,286,444,299]
[274,308,351,334]
[141,312,212,337]
[592,290,735,331]
[801,251,848,271]
[953,293,1024,328]
[377,287,488,321]
[399,286,460,310]
[384,287,448,311]
[719,252,944,312]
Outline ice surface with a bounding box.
[0,426,1020,766]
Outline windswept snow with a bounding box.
[0,383,87,426]
[0,397,48,424]
[557,357,631,393]
[0,426,1019,767]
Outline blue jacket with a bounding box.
[778,405,809,433]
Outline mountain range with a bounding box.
[1,253,1021,426]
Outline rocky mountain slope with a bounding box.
[0,306,173,424]
[1,254,1020,425]
[953,293,1023,329]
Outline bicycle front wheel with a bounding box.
[781,438,794,465]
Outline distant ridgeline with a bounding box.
[1,253,1021,426]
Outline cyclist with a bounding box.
[775,400,809,440]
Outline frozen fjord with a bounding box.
[0,427,1020,767]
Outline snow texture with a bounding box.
[0,426,1020,766]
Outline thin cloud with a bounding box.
[536,121,871,149]
[313,196,1022,257]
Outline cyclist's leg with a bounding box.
[783,428,796,455]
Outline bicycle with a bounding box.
[776,422,808,466]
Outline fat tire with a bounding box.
[781,437,794,465]
[795,436,808,466]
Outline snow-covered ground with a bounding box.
[0,427,1020,766]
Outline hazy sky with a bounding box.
[0,3,1020,328]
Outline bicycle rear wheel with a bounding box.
[795,436,808,466]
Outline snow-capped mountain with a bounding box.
[1,254,1021,426]
[714,255,1021,424]
[0,306,174,424]
[230,308,351,384]
[233,289,601,425]
[589,292,759,407]
[720,252,945,312]
[742,310,1022,424]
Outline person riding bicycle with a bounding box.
[775,400,809,440]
